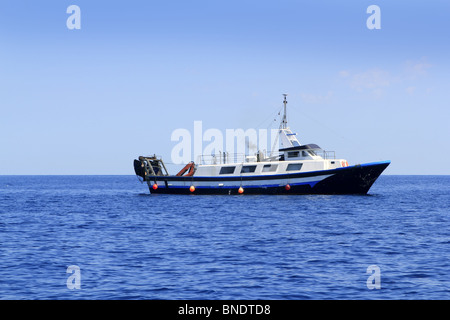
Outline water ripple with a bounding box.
[0,175,449,299]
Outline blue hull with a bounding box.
[145,161,390,195]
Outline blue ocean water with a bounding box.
[0,175,448,300]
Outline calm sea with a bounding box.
[0,175,448,300]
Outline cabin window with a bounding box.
[302,151,308,157]
[287,151,299,158]
[241,165,257,173]
[286,163,303,171]
[262,164,278,172]
[219,166,235,174]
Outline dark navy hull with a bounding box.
[145,161,390,195]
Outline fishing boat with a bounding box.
[134,95,390,195]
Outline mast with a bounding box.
[281,94,288,129]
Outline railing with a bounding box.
[196,149,336,165]
[319,150,336,160]
[197,151,277,165]
[197,153,246,165]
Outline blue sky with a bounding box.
[1,0,449,174]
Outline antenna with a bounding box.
[282,94,288,129]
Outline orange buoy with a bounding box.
[189,185,195,192]
[238,186,244,194]
[152,183,158,190]
[285,184,291,191]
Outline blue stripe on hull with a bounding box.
[154,180,321,190]
[147,161,390,195]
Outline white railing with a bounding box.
[196,149,335,164]
[197,153,246,165]
[197,151,276,165]
[319,150,336,160]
